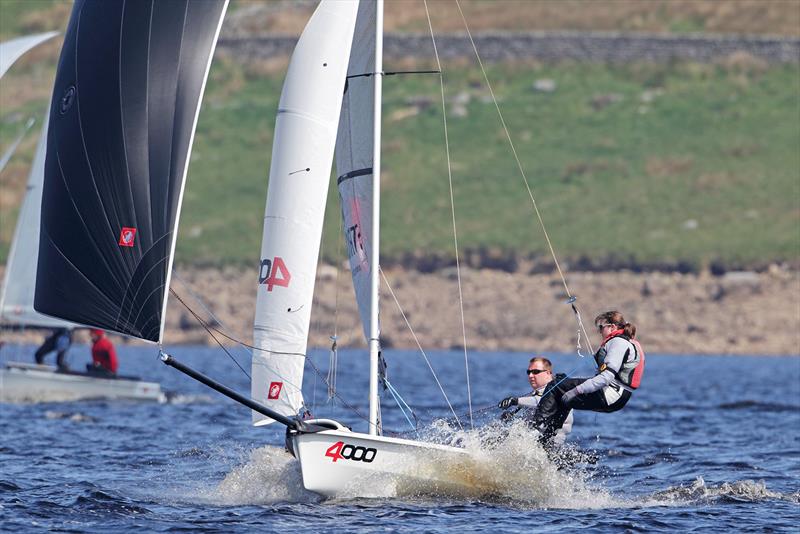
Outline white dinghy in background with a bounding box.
[0,362,164,403]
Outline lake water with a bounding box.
[1,344,798,532]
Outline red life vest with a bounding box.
[594,330,645,389]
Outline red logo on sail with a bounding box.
[268,381,283,400]
[119,227,137,247]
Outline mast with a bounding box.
[368,0,384,436]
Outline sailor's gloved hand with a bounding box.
[499,410,516,423]
[498,396,518,410]
[561,388,579,406]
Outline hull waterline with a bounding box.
[289,419,497,499]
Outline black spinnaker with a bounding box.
[34,0,227,342]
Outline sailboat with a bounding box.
[0,23,163,402]
[32,0,487,497]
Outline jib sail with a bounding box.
[251,0,358,425]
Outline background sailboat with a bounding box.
[0,106,164,403]
[0,32,60,313]
[3,0,228,402]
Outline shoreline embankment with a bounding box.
[5,266,796,356]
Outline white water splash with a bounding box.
[404,419,617,508]
[208,445,320,505]
[164,393,214,405]
[44,410,97,423]
[192,421,622,507]
[649,476,797,504]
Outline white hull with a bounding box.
[290,419,491,499]
[0,362,164,403]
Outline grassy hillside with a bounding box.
[173,57,799,269]
[1,1,798,270]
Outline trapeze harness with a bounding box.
[591,329,645,411]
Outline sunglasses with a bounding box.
[526,369,549,375]
[596,323,614,331]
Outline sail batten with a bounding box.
[33,0,228,342]
[251,0,359,425]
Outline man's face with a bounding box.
[527,361,552,389]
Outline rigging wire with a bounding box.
[168,283,250,380]
[453,0,595,355]
[423,0,474,430]
[383,378,421,436]
[380,268,463,430]
[328,212,345,404]
[169,282,379,430]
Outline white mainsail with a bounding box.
[0,110,77,329]
[335,0,377,342]
[251,0,359,425]
[0,31,58,79]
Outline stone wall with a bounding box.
[218,32,800,64]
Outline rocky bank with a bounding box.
[7,265,795,356]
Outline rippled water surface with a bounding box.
[1,344,798,532]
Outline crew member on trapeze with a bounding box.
[529,311,645,441]
[497,356,573,446]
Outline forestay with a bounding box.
[34,0,228,342]
[252,0,359,425]
[335,0,378,342]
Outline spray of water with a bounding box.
[402,419,617,508]
[210,445,320,505]
[648,476,799,505]
[204,420,617,508]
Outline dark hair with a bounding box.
[529,356,552,371]
[595,310,636,338]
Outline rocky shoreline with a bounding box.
[5,265,796,356]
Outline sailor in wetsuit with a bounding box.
[530,311,645,440]
[35,328,72,371]
[498,356,573,446]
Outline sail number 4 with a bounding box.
[258,256,291,291]
[325,441,377,463]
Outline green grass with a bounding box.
[174,58,800,269]
[2,57,798,269]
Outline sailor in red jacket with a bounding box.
[88,329,118,376]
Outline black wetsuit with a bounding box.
[34,329,72,369]
[527,373,572,445]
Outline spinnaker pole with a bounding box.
[160,352,315,430]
